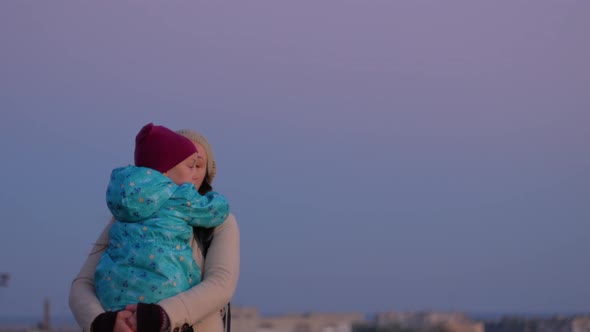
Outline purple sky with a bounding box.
[1,1,589,319]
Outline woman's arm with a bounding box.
[69,220,113,332]
[158,214,240,330]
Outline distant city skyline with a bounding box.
[2,304,589,332]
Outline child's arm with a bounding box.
[189,191,230,228]
[172,185,230,228]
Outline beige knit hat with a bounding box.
[176,129,217,184]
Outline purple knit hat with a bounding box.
[134,123,197,173]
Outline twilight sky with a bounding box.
[0,0,589,319]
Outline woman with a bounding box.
[69,129,240,332]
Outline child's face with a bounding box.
[164,152,200,186]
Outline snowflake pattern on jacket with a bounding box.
[95,166,229,311]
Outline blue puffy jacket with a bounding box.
[95,165,229,311]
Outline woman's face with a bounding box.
[191,141,208,189]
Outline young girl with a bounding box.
[94,123,230,314]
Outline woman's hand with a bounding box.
[113,306,137,332]
[123,304,138,332]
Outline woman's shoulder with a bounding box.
[226,212,237,222]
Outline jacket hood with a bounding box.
[106,166,176,222]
